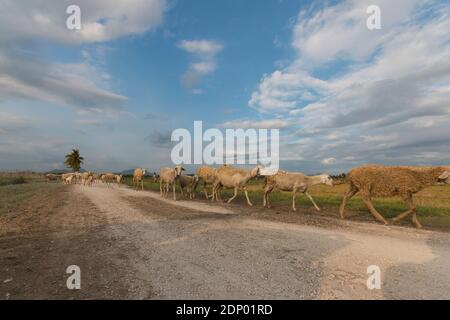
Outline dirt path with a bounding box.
[2,183,450,299]
[0,184,138,299]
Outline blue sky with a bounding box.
[0,0,449,173]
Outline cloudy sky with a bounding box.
[0,0,449,173]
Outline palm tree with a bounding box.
[64,149,84,172]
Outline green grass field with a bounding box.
[122,176,450,231]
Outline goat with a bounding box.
[340,165,450,228]
[213,165,262,206]
[179,174,200,199]
[196,166,219,200]
[133,168,147,191]
[263,170,333,211]
[159,165,184,200]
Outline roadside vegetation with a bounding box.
[0,176,27,186]
[0,173,54,216]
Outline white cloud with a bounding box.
[0,0,168,172]
[220,119,292,129]
[291,0,425,66]
[249,70,328,111]
[0,0,166,45]
[0,1,168,116]
[0,54,127,116]
[249,0,450,172]
[178,40,223,56]
[192,61,216,75]
[250,0,440,112]
[321,158,336,165]
[0,112,31,133]
[178,39,223,91]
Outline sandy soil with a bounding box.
[1,183,449,299]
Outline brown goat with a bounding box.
[339,165,450,228]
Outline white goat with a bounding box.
[116,174,124,187]
[45,173,60,182]
[101,173,116,186]
[133,168,147,191]
[213,165,262,206]
[196,166,219,200]
[62,173,75,184]
[65,175,75,185]
[263,171,333,211]
[81,172,92,186]
[159,165,184,200]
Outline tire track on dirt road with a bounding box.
[78,184,450,299]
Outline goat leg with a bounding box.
[305,192,321,211]
[244,188,252,206]
[361,194,389,225]
[227,187,238,203]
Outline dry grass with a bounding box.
[0,180,59,216]
[0,171,43,179]
[0,172,45,187]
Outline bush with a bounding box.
[0,176,27,186]
[11,177,27,184]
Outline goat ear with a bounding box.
[439,171,450,180]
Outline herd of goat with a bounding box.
[46,164,450,228]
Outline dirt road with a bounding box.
[1,183,449,299]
